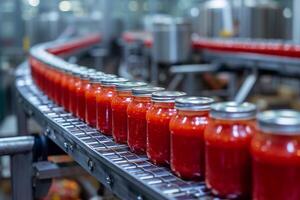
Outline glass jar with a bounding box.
[75,72,89,120]
[96,77,128,135]
[111,82,147,144]
[127,86,164,154]
[85,76,102,127]
[146,91,186,166]
[85,74,116,127]
[170,97,214,180]
[252,110,300,200]
[204,102,256,199]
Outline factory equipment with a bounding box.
[2,0,300,199]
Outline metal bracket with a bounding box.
[234,71,258,103]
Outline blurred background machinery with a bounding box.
[1,0,300,199]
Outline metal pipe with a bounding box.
[0,136,35,156]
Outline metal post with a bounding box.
[293,0,300,44]
[16,100,28,135]
[11,152,33,200]
[234,72,258,103]
[151,62,159,85]
[0,136,35,200]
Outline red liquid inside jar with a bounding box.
[96,85,116,135]
[61,71,71,110]
[85,82,101,127]
[53,69,63,104]
[146,102,177,165]
[170,110,209,180]
[111,91,133,144]
[205,118,255,199]
[67,73,77,113]
[252,131,300,200]
[127,96,152,154]
[75,78,89,120]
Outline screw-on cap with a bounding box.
[175,96,214,111]
[89,74,118,83]
[132,86,165,97]
[152,91,186,102]
[257,110,300,134]
[101,77,129,86]
[79,71,90,80]
[115,82,147,91]
[87,68,97,75]
[210,101,256,120]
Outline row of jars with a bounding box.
[30,56,300,200]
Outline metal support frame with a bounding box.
[0,136,35,200]
[234,71,258,103]
[168,64,220,94]
[11,152,33,200]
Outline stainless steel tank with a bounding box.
[189,1,289,39]
[151,18,192,64]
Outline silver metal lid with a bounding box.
[90,74,118,83]
[96,71,105,76]
[210,101,257,119]
[132,86,165,97]
[257,110,300,134]
[79,71,89,80]
[101,77,129,86]
[175,97,214,111]
[115,82,148,91]
[71,69,81,76]
[89,75,102,83]
[152,91,186,102]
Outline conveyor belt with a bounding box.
[15,62,218,200]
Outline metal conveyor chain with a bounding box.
[15,62,220,200]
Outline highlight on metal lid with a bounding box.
[115,81,148,91]
[257,110,300,134]
[79,71,90,79]
[175,96,215,111]
[151,91,186,102]
[89,74,117,83]
[210,101,257,119]
[101,77,129,86]
[132,86,165,97]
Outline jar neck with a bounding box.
[81,79,89,84]
[133,96,151,103]
[116,90,132,97]
[178,109,209,116]
[260,130,300,138]
[152,101,175,108]
[211,117,255,125]
[102,85,115,91]
[91,82,101,88]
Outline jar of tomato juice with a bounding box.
[111,82,147,144]
[146,91,186,166]
[170,96,214,180]
[96,77,128,135]
[85,74,116,127]
[252,110,300,200]
[205,102,256,199]
[127,86,164,154]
